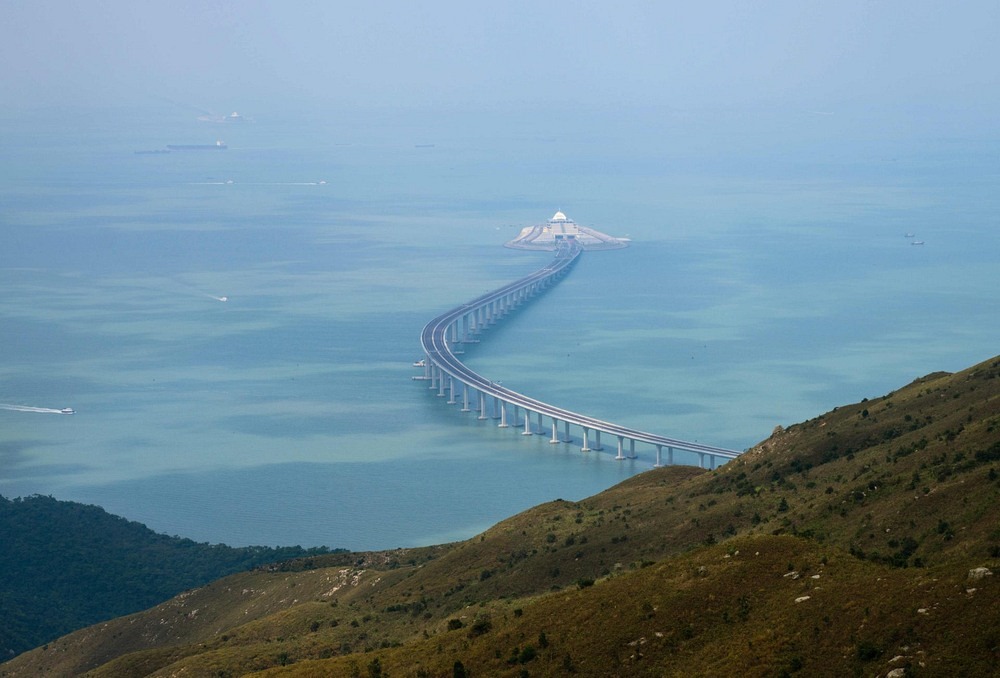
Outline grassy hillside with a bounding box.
[0,495,335,660]
[3,355,1000,676]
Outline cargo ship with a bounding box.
[166,140,227,150]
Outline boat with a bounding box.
[60,408,75,415]
[911,240,925,245]
[412,359,426,367]
[166,140,227,150]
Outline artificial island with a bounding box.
[504,211,629,251]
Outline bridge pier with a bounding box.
[616,436,625,460]
[522,410,533,435]
[536,412,544,435]
[593,430,603,451]
[628,439,637,459]
[563,421,572,443]
[452,320,464,354]
[437,372,446,397]
[655,445,662,467]
[478,391,488,420]
[447,375,456,404]
[550,419,561,444]
[581,427,591,452]
[498,401,509,428]
[461,384,470,412]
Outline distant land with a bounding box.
[2,354,999,675]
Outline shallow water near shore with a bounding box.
[1,105,997,549]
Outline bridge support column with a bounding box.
[461,384,470,412]
[668,446,674,466]
[437,371,446,397]
[424,359,431,380]
[478,392,488,420]
[698,452,705,469]
[563,421,572,443]
[654,445,663,467]
[522,411,533,435]
[593,430,603,451]
[616,436,625,460]
[628,439,637,459]
[550,419,560,444]
[498,401,509,428]
[492,396,500,419]
[536,412,544,435]
[581,427,591,452]
[447,376,456,404]
[452,321,464,354]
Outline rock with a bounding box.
[968,567,993,580]
[794,596,811,603]
[886,668,906,677]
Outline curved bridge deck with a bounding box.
[417,241,741,468]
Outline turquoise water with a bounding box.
[2,106,998,549]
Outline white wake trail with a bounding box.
[0,404,67,414]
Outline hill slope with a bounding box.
[0,495,335,660]
[3,355,1000,676]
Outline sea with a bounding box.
[1,103,997,550]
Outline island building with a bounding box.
[505,211,629,251]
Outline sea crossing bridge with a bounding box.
[416,240,742,469]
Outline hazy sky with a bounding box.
[2,1,998,121]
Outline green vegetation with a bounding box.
[0,494,335,660]
[3,355,1000,676]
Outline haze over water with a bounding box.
[1,2,998,550]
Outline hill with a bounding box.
[3,355,1000,676]
[0,495,335,661]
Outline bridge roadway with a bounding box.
[418,240,742,468]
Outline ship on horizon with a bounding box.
[166,140,227,150]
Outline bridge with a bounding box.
[416,239,742,469]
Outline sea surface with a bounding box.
[1,104,997,550]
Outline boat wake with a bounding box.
[0,404,74,415]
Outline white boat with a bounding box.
[911,240,925,245]
[60,408,75,415]
[412,359,426,367]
